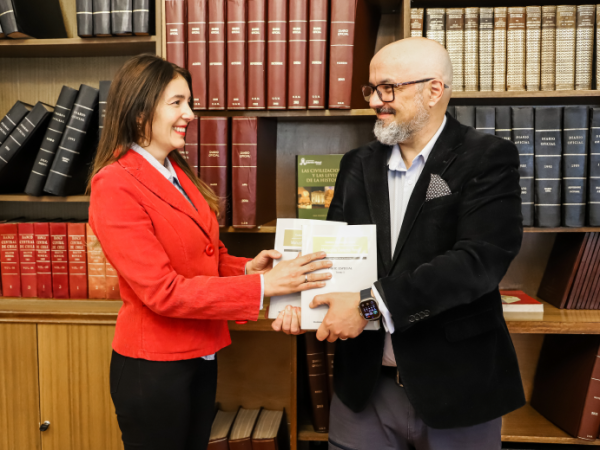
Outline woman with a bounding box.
[88,54,331,450]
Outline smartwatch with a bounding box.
[358,288,382,321]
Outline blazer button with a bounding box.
[419,312,426,319]
[424,310,430,317]
[409,315,415,323]
[205,244,215,256]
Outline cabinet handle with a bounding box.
[39,421,50,432]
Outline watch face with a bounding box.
[360,299,380,320]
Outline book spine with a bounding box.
[478,7,494,92]
[534,107,563,227]
[575,5,595,90]
[77,0,94,37]
[99,80,111,131]
[493,7,507,92]
[305,333,330,432]
[200,117,230,227]
[0,0,19,36]
[86,223,106,299]
[288,0,308,109]
[165,0,187,68]
[247,0,267,109]
[0,21,3,38]
[577,350,600,440]
[475,106,495,135]
[455,106,475,128]
[556,5,576,91]
[447,105,455,118]
[425,8,446,47]
[267,0,287,109]
[227,0,247,109]
[589,108,600,226]
[50,223,69,299]
[112,0,133,35]
[506,7,526,92]
[328,0,357,109]
[208,0,226,109]
[307,0,327,109]
[105,260,121,299]
[185,116,199,175]
[34,223,52,298]
[68,223,87,299]
[526,6,541,91]
[0,224,20,297]
[464,7,479,92]
[446,8,465,92]
[0,101,31,146]
[562,106,589,227]
[410,8,424,37]
[326,341,335,402]
[597,6,600,91]
[511,106,535,227]
[18,223,37,298]
[93,0,112,36]
[495,106,511,142]
[541,6,557,91]
[133,0,150,35]
[188,0,208,110]
[232,117,258,228]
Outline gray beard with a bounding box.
[373,96,430,146]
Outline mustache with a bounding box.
[375,107,396,115]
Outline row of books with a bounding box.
[448,105,600,228]
[411,6,599,92]
[75,0,154,37]
[164,0,377,110]
[0,0,67,39]
[0,222,120,300]
[304,333,334,433]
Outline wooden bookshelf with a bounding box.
[452,90,600,99]
[0,194,90,202]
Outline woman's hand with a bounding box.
[246,250,282,275]
[271,306,305,335]
[263,251,332,297]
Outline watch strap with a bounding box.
[360,288,374,301]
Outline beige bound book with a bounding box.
[575,5,595,90]
[526,6,542,91]
[464,7,479,91]
[556,5,577,90]
[507,7,526,91]
[541,5,557,90]
[446,8,465,91]
[411,8,424,37]
[479,7,494,91]
[425,8,446,47]
[597,5,600,89]
[493,7,508,91]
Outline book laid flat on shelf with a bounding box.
[0,0,67,38]
[112,0,133,35]
[540,5,557,91]
[478,7,494,92]
[93,0,112,36]
[207,408,238,450]
[445,8,464,92]
[525,6,541,91]
[267,0,287,109]
[305,332,329,432]
[307,0,328,109]
[499,290,543,313]
[297,154,343,220]
[511,106,535,227]
[18,223,37,298]
[0,223,20,297]
[463,7,478,92]
[251,409,288,450]
[300,222,380,331]
[188,0,207,110]
[0,101,32,146]
[247,0,267,109]
[493,7,507,92]
[562,106,589,227]
[288,0,308,109]
[229,407,261,450]
[590,108,600,226]
[165,0,186,69]
[200,117,229,227]
[35,222,52,298]
[133,0,153,35]
[208,0,226,109]
[575,5,594,90]
[410,8,424,38]
[77,0,94,37]
[227,0,247,110]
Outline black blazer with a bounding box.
[327,113,526,429]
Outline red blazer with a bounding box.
[89,149,262,361]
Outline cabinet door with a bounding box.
[0,323,41,450]
[37,324,122,450]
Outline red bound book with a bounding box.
[200,117,230,227]
[208,0,227,109]
[18,223,37,298]
[165,0,187,68]
[186,116,200,175]
[328,0,378,109]
[227,0,247,109]
[50,223,69,299]
[188,0,208,110]
[307,0,328,109]
[34,222,53,299]
[0,223,21,297]
[68,223,87,299]
[231,117,276,228]
[267,0,287,109]
[86,223,106,299]
[247,0,267,109]
[288,0,308,109]
[105,260,121,299]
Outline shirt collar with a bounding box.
[388,115,447,172]
[130,143,180,184]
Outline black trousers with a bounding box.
[110,350,218,450]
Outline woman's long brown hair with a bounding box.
[87,54,220,214]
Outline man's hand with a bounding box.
[246,250,281,275]
[310,292,368,342]
[271,305,305,335]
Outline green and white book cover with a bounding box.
[297,154,343,220]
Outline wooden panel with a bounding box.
[0,37,157,58]
[37,324,122,450]
[375,13,400,54]
[0,324,41,450]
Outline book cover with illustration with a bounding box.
[296,154,343,220]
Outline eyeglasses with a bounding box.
[361,78,450,103]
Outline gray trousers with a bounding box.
[328,375,502,450]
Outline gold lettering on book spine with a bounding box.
[411,8,424,37]
[493,7,508,91]
[575,5,595,90]
[556,5,576,90]
[479,7,494,91]
[507,7,526,91]
[526,6,541,91]
[464,7,479,92]
[446,8,465,91]
[541,6,557,90]
[425,8,446,47]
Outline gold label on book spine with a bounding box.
[446,8,465,91]
[575,5,595,90]
[493,7,507,91]
[479,7,494,91]
[507,7,526,91]
[556,5,577,90]
[526,6,542,91]
[426,8,446,47]
[464,7,479,91]
[541,5,557,91]
[411,8,424,37]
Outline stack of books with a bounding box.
[75,0,154,37]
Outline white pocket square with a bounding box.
[426,174,452,201]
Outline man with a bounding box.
[273,37,525,449]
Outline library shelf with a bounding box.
[505,302,600,334]
[195,109,376,118]
[0,194,90,202]
[452,90,600,99]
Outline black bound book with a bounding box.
[475,106,495,135]
[0,102,53,193]
[111,0,133,35]
[25,86,79,197]
[0,22,4,38]
[99,80,111,133]
[534,107,563,228]
[133,0,153,35]
[589,108,600,226]
[562,106,589,227]
[446,105,455,119]
[495,106,512,141]
[93,0,112,36]
[0,0,67,38]
[76,0,93,37]
[43,85,99,196]
[512,107,535,227]
[455,106,475,127]
[0,0,20,37]
[0,100,32,146]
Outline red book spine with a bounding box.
[105,260,121,299]
[307,0,328,109]
[50,223,69,299]
[186,116,200,175]
[232,117,258,228]
[188,0,208,110]
[288,0,308,109]
[18,223,37,298]
[0,224,21,298]
[34,222,53,299]
[200,117,230,227]
[227,0,247,109]
[165,0,187,69]
[86,223,106,300]
[247,0,267,109]
[328,0,356,109]
[208,0,227,109]
[267,0,287,109]
[578,351,600,440]
[68,223,88,299]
